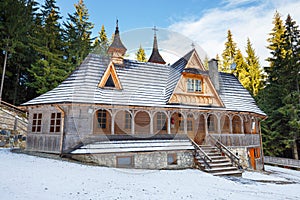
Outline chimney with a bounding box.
[208,59,220,92]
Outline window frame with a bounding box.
[167,153,178,165]
[156,112,167,131]
[50,112,62,133]
[186,78,203,93]
[97,110,107,129]
[116,156,134,168]
[32,113,42,133]
[124,112,131,130]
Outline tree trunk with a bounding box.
[13,65,20,105]
[294,137,299,160]
[0,50,8,101]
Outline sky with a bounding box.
[37,0,300,66]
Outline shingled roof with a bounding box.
[23,51,265,116]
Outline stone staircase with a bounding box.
[193,143,242,176]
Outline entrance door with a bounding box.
[248,148,256,170]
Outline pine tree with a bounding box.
[64,0,94,67]
[27,0,68,95]
[221,30,237,73]
[244,38,264,96]
[136,45,147,62]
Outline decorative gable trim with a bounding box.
[185,50,206,71]
[98,62,122,89]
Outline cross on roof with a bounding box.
[152,26,158,36]
[191,42,195,49]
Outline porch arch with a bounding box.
[153,111,168,134]
[134,111,151,134]
[232,115,242,134]
[170,111,186,134]
[93,109,112,134]
[207,113,218,133]
[220,114,230,134]
[114,110,132,135]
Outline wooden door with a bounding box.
[248,148,256,170]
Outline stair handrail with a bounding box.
[190,139,212,168]
[208,135,242,169]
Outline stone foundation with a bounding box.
[72,150,194,169]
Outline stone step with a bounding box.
[210,170,242,177]
[210,155,227,160]
[205,166,238,173]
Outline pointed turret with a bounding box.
[148,26,166,64]
[107,20,127,65]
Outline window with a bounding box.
[167,153,177,165]
[179,115,184,131]
[208,115,216,132]
[116,156,134,168]
[97,110,107,129]
[156,112,166,130]
[50,113,61,133]
[187,78,202,92]
[32,113,42,133]
[105,75,115,87]
[125,112,131,129]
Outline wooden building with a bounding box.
[23,23,266,174]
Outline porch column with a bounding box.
[131,110,135,135]
[240,115,244,134]
[204,114,208,140]
[150,111,154,134]
[167,112,171,134]
[229,115,233,134]
[217,113,221,134]
[111,110,115,135]
[184,113,187,134]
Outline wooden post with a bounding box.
[131,111,135,135]
[150,112,154,134]
[167,114,171,134]
[229,115,233,134]
[111,109,115,135]
[240,116,244,134]
[184,113,187,134]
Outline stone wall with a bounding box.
[72,150,194,169]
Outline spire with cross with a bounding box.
[152,26,158,36]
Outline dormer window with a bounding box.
[187,78,202,92]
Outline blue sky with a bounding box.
[37,0,300,66]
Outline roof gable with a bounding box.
[184,50,206,71]
[98,62,122,89]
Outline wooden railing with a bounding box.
[264,156,300,169]
[190,139,212,169]
[208,135,242,169]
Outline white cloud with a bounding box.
[169,0,300,66]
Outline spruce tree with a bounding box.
[64,0,94,67]
[93,25,109,55]
[234,49,250,90]
[221,30,237,73]
[27,0,68,95]
[136,45,147,62]
[245,38,264,96]
[0,0,36,104]
[257,12,300,158]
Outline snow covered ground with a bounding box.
[1,148,300,200]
